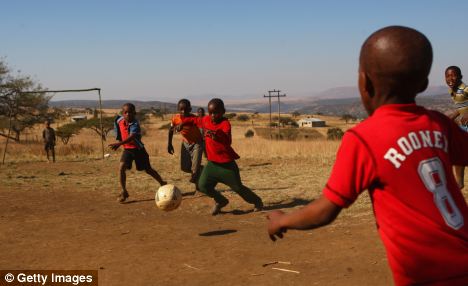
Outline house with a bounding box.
[297,117,326,127]
[70,115,87,122]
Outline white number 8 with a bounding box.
[418,157,464,230]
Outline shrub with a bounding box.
[327,128,344,140]
[237,114,250,121]
[225,113,237,119]
[244,129,254,138]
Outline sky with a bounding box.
[1,0,467,102]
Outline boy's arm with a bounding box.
[109,133,137,150]
[267,196,342,241]
[207,120,231,145]
[168,124,175,154]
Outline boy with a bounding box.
[267,26,468,285]
[445,65,468,188]
[197,107,206,157]
[177,98,263,215]
[42,120,56,163]
[109,103,166,203]
[168,99,203,187]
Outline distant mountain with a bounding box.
[50,100,178,111]
[49,85,452,117]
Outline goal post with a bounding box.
[1,88,105,165]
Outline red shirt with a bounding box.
[171,114,202,144]
[181,116,240,163]
[117,117,142,149]
[323,104,468,286]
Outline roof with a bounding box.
[298,118,325,123]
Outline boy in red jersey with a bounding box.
[109,103,166,203]
[267,26,468,286]
[168,99,203,188]
[176,98,263,215]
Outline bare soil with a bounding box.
[0,158,393,286]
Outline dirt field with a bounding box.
[0,154,394,286]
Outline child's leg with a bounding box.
[51,146,56,163]
[198,161,229,205]
[145,167,166,186]
[454,165,465,189]
[218,161,263,207]
[119,162,128,193]
[45,144,50,161]
[180,142,192,173]
[190,142,203,183]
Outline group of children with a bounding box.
[108,26,467,285]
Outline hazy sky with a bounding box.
[1,0,467,101]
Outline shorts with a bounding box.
[44,142,55,151]
[121,148,150,171]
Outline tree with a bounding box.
[292,111,301,118]
[56,122,82,144]
[327,128,344,140]
[0,59,50,141]
[340,114,356,124]
[78,116,115,141]
[237,114,250,121]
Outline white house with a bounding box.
[297,117,326,127]
[70,115,87,122]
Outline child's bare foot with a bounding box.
[211,200,228,216]
[117,191,129,203]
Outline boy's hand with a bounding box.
[108,142,121,151]
[460,113,468,125]
[167,144,175,155]
[174,124,183,132]
[446,110,460,121]
[267,210,288,241]
[206,130,216,139]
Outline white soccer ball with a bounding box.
[155,184,182,211]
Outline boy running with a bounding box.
[177,98,263,215]
[168,99,203,188]
[445,65,468,188]
[267,26,468,286]
[109,103,166,203]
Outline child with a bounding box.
[445,65,468,188]
[168,99,203,187]
[267,26,468,286]
[42,120,56,163]
[197,107,207,157]
[109,103,166,203]
[177,98,263,215]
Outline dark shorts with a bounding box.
[44,142,55,151]
[121,148,150,171]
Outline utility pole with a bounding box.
[263,89,286,139]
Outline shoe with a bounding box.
[211,200,228,216]
[117,191,129,203]
[253,201,264,212]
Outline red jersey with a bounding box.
[323,104,468,286]
[171,114,202,144]
[180,116,240,163]
[115,116,143,149]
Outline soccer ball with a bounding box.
[155,184,182,211]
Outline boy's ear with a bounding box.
[417,78,429,93]
[359,71,374,98]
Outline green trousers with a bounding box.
[198,161,262,206]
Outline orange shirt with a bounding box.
[171,114,202,144]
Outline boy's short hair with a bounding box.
[178,99,191,107]
[208,98,225,113]
[445,66,462,77]
[123,103,136,112]
[360,26,432,97]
